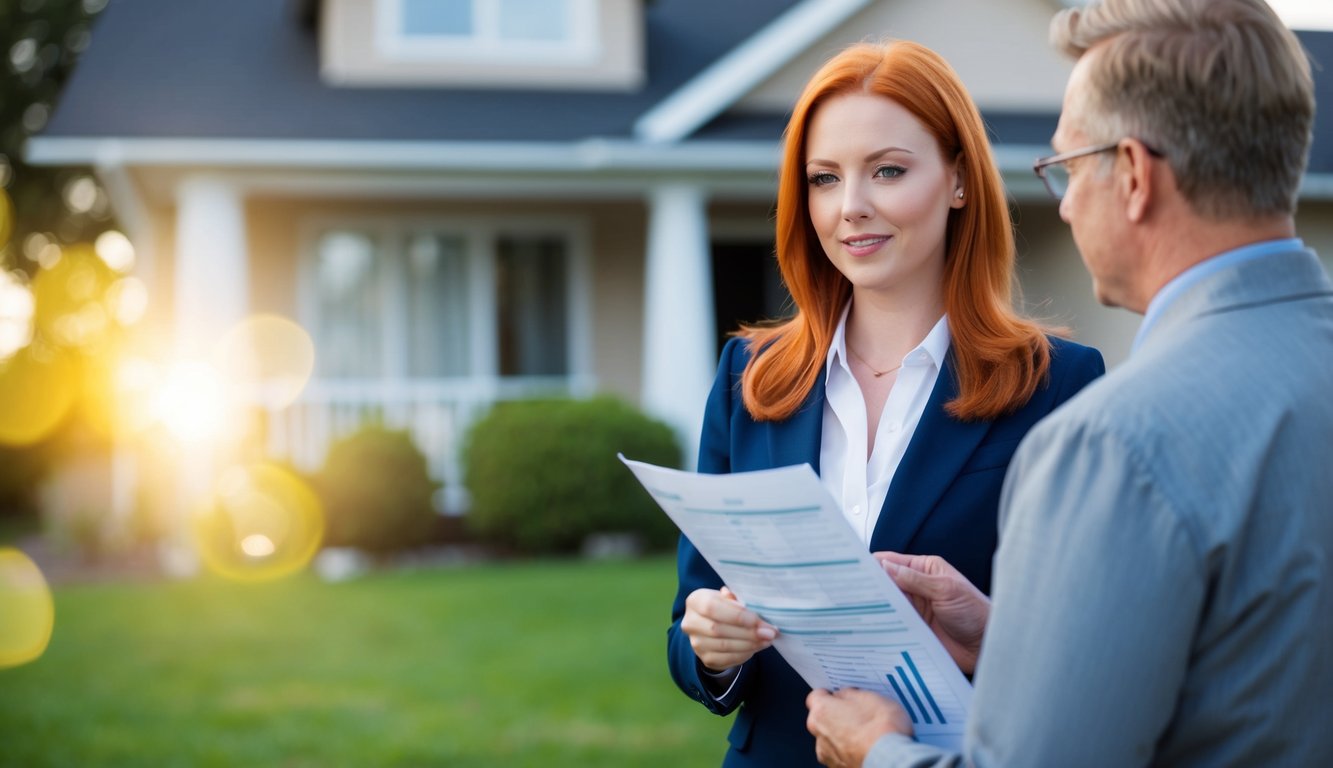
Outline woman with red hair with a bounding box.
[667,40,1104,767]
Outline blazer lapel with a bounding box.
[869,353,992,553]
[768,371,827,474]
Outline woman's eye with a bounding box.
[874,165,907,179]
[807,171,838,187]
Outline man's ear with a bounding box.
[1120,140,1157,223]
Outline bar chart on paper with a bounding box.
[889,650,950,725]
[619,457,973,750]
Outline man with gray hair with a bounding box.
[805,0,1333,765]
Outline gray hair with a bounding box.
[1051,0,1314,219]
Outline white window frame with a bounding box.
[298,214,594,390]
[376,0,600,64]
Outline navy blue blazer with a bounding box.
[667,334,1105,767]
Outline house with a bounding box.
[26,0,1333,520]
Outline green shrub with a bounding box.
[313,426,441,555]
[463,396,681,555]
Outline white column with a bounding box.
[642,183,715,468]
[175,175,248,351]
[164,175,249,577]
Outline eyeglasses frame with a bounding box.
[1032,139,1164,200]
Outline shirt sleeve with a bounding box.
[863,415,1207,767]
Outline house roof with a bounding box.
[29,1,1333,182]
[39,0,804,143]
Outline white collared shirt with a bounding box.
[820,307,950,543]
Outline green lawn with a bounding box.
[0,557,732,767]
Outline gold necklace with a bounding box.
[847,345,903,378]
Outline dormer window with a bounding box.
[380,0,599,63]
[322,0,643,91]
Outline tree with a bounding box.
[1,0,112,523]
[2,0,112,272]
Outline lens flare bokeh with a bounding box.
[194,462,324,582]
[29,243,119,351]
[0,344,77,445]
[213,314,315,411]
[0,188,12,250]
[0,548,55,669]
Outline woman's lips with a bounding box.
[841,234,892,257]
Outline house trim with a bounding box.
[633,0,876,143]
[27,137,779,172]
[28,137,1333,202]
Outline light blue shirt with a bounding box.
[1132,238,1304,352]
[862,246,1333,768]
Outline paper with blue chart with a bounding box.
[621,455,971,751]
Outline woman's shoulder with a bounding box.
[1042,334,1107,393]
[1046,335,1104,368]
[718,335,762,373]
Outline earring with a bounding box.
[956,190,964,199]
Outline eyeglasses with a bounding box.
[1032,140,1164,200]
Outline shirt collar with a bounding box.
[826,303,951,376]
[1132,238,1304,353]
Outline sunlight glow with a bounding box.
[0,548,55,669]
[0,271,34,360]
[154,360,230,445]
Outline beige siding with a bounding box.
[740,0,1072,113]
[1014,200,1333,369]
[1012,204,1142,366]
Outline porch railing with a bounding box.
[264,376,584,513]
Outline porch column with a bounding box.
[175,175,248,350]
[164,175,249,576]
[642,183,715,468]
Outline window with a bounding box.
[381,0,598,62]
[307,223,586,382]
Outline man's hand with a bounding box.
[806,688,914,768]
[680,586,777,672]
[874,552,990,674]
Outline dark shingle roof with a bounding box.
[36,3,1333,176]
[42,0,801,141]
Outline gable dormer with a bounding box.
[319,0,644,90]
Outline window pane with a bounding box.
[497,0,569,42]
[314,231,383,378]
[401,0,473,37]
[496,236,568,376]
[405,234,470,377]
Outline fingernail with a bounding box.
[757,626,777,640]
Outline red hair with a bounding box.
[740,40,1052,422]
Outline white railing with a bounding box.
[265,376,587,513]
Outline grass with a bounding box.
[0,556,732,767]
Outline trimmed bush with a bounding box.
[313,426,441,555]
[463,396,681,555]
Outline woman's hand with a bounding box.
[680,586,778,672]
[874,552,990,674]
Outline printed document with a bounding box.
[622,456,972,750]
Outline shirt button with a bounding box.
[852,505,863,516]
[887,423,899,432]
